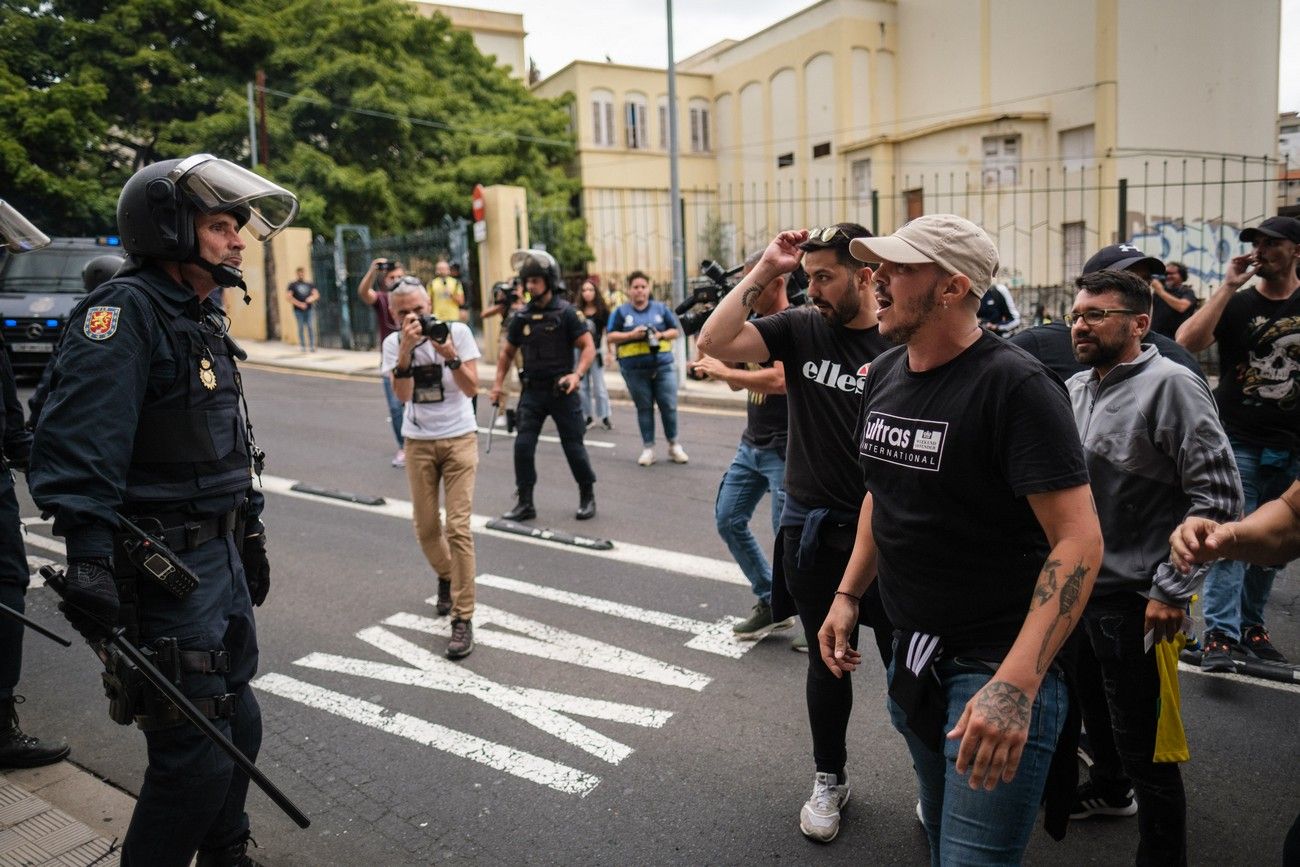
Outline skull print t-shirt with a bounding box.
[1213,286,1300,450]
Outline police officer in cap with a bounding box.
[489,249,598,520]
[0,200,70,769]
[29,154,298,867]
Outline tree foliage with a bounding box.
[0,0,592,268]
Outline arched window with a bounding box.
[688,98,710,153]
[625,92,648,150]
[591,89,615,147]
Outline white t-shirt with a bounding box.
[380,322,481,440]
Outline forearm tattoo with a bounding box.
[1034,561,1090,674]
[974,680,1031,734]
[741,283,762,309]
[1029,558,1061,610]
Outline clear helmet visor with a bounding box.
[510,249,558,274]
[169,155,299,241]
[0,200,52,253]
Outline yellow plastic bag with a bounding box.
[1153,632,1189,763]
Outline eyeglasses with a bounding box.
[806,226,849,244]
[1063,308,1141,326]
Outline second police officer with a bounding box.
[489,249,598,521]
[29,153,298,867]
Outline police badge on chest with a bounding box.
[411,363,445,403]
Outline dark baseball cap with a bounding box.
[1082,244,1165,276]
[1240,216,1300,244]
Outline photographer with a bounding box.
[382,280,481,660]
[358,257,410,467]
[607,270,688,466]
[689,252,791,640]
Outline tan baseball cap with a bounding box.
[849,214,999,298]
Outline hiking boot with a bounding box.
[668,442,690,464]
[435,578,452,617]
[792,631,809,653]
[446,619,474,660]
[1070,782,1137,819]
[637,447,656,467]
[502,489,536,522]
[1200,630,1240,673]
[1242,624,1287,663]
[0,696,70,768]
[576,487,596,521]
[799,771,850,842]
[196,833,261,866]
[732,600,794,640]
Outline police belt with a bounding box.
[521,374,571,391]
[119,506,243,554]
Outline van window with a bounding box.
[0,248,105,293]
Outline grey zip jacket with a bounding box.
[1067,345,1243,605]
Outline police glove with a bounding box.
[242,532,270,606]
[48,558,119,642]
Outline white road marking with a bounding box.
[475,574,752,658]
[252,673,600,795]
[19,531,65,557]
[1177,661,1300,695]
[476,427,616,449]
[25,555,56,588]
[257,473,747,586]
[384,606,710,691]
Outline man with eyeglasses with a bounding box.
[1064,268,1240,864]
[1176,215,1300,669]
[698,222,893,844]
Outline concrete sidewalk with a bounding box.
[0,762,131,865]
[238,338,751,410]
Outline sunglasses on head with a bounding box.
[806,225,849,244]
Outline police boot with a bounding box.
[195,833,261,867]
[575,486,596,521]
[0,695,70,768]
[502,489,536,522]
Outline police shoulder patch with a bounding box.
[84,306,121,340]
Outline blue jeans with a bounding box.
[1201,438,1298,640]
[887,656,1066,867]
[578,353,610,421]
[292,306,315,351]
[619,362,678,446]
[715,443,785,603]
[381,375,404,448]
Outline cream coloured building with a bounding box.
[534,0,1282,294]
[410,2,527,81]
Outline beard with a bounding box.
[878,282,940,344]
[1072,334,1125,368]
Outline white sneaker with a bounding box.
[799,772,850,842]
[392,448,406,468]
[668,443,689,463]
[637,447,656,467]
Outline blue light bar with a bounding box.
[3,320,16,328]
[46,319,59,328]
[96,236,122,247]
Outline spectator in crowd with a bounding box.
[977,281,1021,335]
[690,251,792,640]
[1065,269,1241,865]
[698,223,893,843]
[821,214,1102,864]
[358,258,410,467]
[576,279,613,430]
[286,267,320,352]
[450,260,473,322]
[428,258,466,324]
[1010,245,1203,382]
[607,271,688,466]
[381,281,482,659]
[1175,215,1300,668]
[1150,261,1198,338]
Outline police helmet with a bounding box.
[116,154,298,263]
[511,249,564,295]
[0,200,51,254]
[81,253,126,291]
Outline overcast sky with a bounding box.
[460,0,1299,113]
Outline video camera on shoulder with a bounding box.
[416,314,451,343]
[492,278,521,307]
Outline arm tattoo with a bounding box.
[741,284,762,309]
[974,681,1031,734]
[1029,558,1061,610]
[1035,560,1090,673]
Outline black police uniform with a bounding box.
[506,294,597,493]
[0,342,36,700]
[29,262,263,865]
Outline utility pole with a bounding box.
[665,0,687,383]
[246,81,259,169]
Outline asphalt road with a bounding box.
[11,365,1300,865]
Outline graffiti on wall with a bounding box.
[1127,219,1252,286]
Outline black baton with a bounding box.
[0,601,72,646]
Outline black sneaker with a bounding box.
[1070,782,1137,819]
[1242,624,1287,663]
[1200,630,1240,673]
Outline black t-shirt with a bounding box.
[287,280,316,306]
[506,295,587,378]
[1149,284,1197,338]
[752,306,890,512]
[740,359,788,453]
[1213,287,1300,449]
[858,333,1089,656]
[1008,323,1204,383]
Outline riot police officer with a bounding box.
[489,249,598,521]
[0,199,69,769]
[29,154,298,867]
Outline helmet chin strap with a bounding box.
[189,253,250,303]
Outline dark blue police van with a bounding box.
[0,236,121,378]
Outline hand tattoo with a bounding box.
[974,681,1030,735]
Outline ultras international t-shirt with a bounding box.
[1212,287,1300,450]
[857,332,1089,655]
[752,305,890,513]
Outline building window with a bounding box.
[852,159,872,209]
[812,142,831,159]
[777,152,794,169]
[1063,221,1086,282]
[625,93,648,150]
[689,99,710,153]
[904,187,924,221]
[591,89,614,147]
[982,134,1020,186]
[658,98,668,150]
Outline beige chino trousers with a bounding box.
[404,431,478,620]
